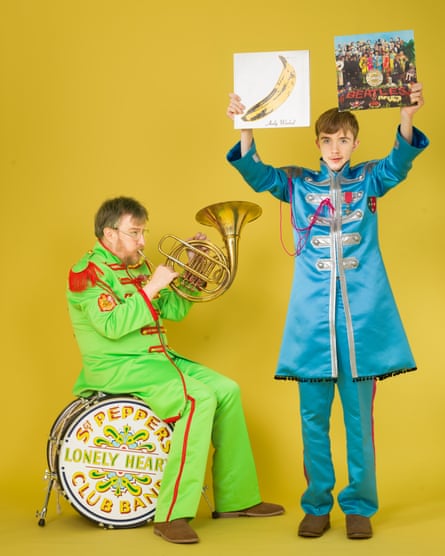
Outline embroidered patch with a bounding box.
[344,191,353,204]
[367,196,377,213]
[343,191,353,215]
[98,293,117,312]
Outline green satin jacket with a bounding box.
[67,241,196,420]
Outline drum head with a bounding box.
[56,395,173,528]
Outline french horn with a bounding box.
[158,200,262,302]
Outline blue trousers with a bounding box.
[298,288,378,517]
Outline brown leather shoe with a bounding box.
[212,501,285,518]
[153,518,199,544]
[346,514,373,539]
[298,513,330,537]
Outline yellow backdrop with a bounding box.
[1,0,442,539]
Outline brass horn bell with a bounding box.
[158,200,262,302]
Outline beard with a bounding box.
[121,251,142,266]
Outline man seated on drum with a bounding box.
[66,196,284,544]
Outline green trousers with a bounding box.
[144,357,262,522]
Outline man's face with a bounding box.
[316,129,359,172]
[103,213,148,265]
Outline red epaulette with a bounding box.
[68,261,104,292]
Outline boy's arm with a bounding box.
[240,129,254,156]
[399,82,425,145]
[227,93,254,155]
[226,94,290,201]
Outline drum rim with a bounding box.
[46,393,107,472]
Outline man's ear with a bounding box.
[103,227,114,241]
[353,139,360,151]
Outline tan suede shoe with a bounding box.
[212,501,285,518]
[346,514,373,539]
[154,518,199,544]
[298,513,330,537]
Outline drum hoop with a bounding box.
[46,393,107,472]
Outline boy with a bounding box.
[226,84,428,539]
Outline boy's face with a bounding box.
[316,129,359,172]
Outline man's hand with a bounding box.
[143,265,178,299]
[186,231,207,263]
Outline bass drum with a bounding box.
[50,393,173,528]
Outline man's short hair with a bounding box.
[94,196,148,238]
[315,108,359,140]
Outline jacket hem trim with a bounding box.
[274,366,417,383]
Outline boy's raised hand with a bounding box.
[402,82,424,117]
[227,93,245,120]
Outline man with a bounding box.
[67,196,284,544]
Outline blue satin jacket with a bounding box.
[227,126,429,381]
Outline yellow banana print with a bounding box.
[242,55,296,122]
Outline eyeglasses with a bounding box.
[113,227,149,241]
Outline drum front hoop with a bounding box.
[46,393,107,473]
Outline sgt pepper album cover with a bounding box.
[334,30,417,111]
[233,50,310,129]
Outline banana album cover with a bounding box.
[233,50,310,129]
[335,30,417,111]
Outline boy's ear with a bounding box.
[353,139,360,151]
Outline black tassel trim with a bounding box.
[353,367,417,382]
[275,376,337,383]
[275,367,417,384]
